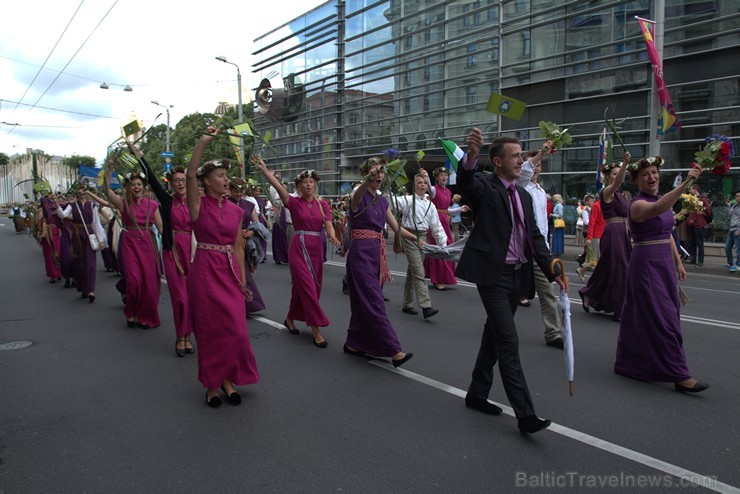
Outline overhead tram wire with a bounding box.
[7,0,121,137]
[0,99,117,120]
[4,0,86,121]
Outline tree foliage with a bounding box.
[62,155,97,168]
[0,152,8,167]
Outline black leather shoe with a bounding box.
[518,416,551,435]
[402,307,418,316]
[137,323,151,329]
[465,395,502,415]
[674,381,709,393]
[546,338,564,349]
[422,307,439,319]
[283,319,299,335]
[220,386,242,405]
[88,294,95,303]
[175,339,186,358]
[313,338,328,349]
[64,279,71,288]
[343,344,366,357]
[342,279,349,295]
[184,340,195,355]
[392,353,413,368]
[206,393,222,408]
[127,319,136,328]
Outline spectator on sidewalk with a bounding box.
[686,184,711,267]
[722,190,740,272]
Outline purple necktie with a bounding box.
[508,184,534,261]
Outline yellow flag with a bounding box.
[486,93,527,121]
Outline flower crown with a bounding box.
[294,169,320,185]
[359,157,387,175]
[694,134,734,176]
[229,177,248,191]
[196,159,230,178]
[600,161,623,174]
[432,167,449,178]
[627,156,663,177]
[164,166,186,182]
[121,171,147,187]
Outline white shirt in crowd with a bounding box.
[393,193,447,246]
[516,159,549,248]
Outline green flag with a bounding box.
[486,93,527,121]
[438,138,464,185]
[385,159,409,188]
[122,119,141,137]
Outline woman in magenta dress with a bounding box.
[104,169,162,329]
[579,151,632,320]
[424,167,457,290]
[343,157,417,366]
[256,157,341,348]
[615,158,708,393]
[38,196,62,283]
[187,128,259,408]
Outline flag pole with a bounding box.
[645,0,665,157]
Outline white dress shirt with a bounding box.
[516,159,549,248]
[394,193,447,246]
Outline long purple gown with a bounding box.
[615,192,691,382]
[188,195,259,389]
[69,201,97,295]
[228,197,266,313]
[162,197,193,337]
[579,191,632,315]
[344,191,402,357]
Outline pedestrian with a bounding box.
[449,194,469,242]
[254,156,341,348]
[395,169,446,319]
[103,168,162,329]
[457,128,567,435]
[423,167,457,290]
[37,195,62,283]
[9,202,26,234]
[186,128,259,408]
[578,152,632,321]
[515,141,564,348]
[268,173,290,264]
[134,149,196,355]
[54,184,105,302]
[722,190,740,272]
[615,157,708,393]
[549,194,565,257]
[342,157,417,367]
[685,184,711,266]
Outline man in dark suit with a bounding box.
[456,128,568,435]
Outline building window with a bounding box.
[466,85,478,107]
[521,31,531,58]
[349,113,359,125]
[490,37,499,63]
[467,44,477,68]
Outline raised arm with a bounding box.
[253,156,289,206]
[186,127,218,222]
[104,167,125,212]
[133,146,169,205]
[424,168,436,199]
[516,139,553,186]
[631,165,703,223]
[602,150,631,204]
[86,190,110,207]
[350,167,381,211]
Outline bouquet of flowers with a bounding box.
[693,134,734,176]
[538,121,572,153]
[680,193,705,214]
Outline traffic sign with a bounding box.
[160,151,175,157]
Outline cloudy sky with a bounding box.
[0,0,328,162]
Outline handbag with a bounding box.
[554,217,566,229]
[88,233,100,251]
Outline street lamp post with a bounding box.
[151,101,173,153]
[215,56,245,179]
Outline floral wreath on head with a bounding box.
[164,166,186,182]
[432,166,450,178]
[294,169,320,185]
[196,159,230,178]
[600,161,623,174]
[229,177,247,192]
[359,157,387,176]
[121,171,148,188]
[628,156,663,177]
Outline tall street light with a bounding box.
[151,101,173,153]
[215,56,245,179]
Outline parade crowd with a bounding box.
[11,127,732,435]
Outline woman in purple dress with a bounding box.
[54,184,104,302]
[615,158,708,393]
[342,157,418,367]
[424,167,457,290]
[579,151,632,320]
[255,157,341,348]
[187,128,259,408]
[104,170,162,329]
[227,178,266,314]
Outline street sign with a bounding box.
[160,151,175,157]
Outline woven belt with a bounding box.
[352,229,392,284]
[174,230,192,235]
[607,217,627,224]
[633,239,671,246]
[295,230,322,288]
[196,242,245,293]
[74,223,93,229]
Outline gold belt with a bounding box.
[607,217,627,224]
[633,239,671,246]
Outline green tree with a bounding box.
[62,155,97,168]
[0,152,8,167]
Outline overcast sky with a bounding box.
[0,0,329,162]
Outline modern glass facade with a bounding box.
[252,0,739,205]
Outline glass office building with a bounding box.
[252,0,739,203]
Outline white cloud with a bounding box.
[0,0,329,161]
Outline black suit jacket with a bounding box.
[455,157,558,297]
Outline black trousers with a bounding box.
[467,265,536,419]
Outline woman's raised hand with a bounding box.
[251,155,268,174]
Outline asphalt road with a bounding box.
[1,218,738,494]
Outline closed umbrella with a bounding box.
[551,259,574,396]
